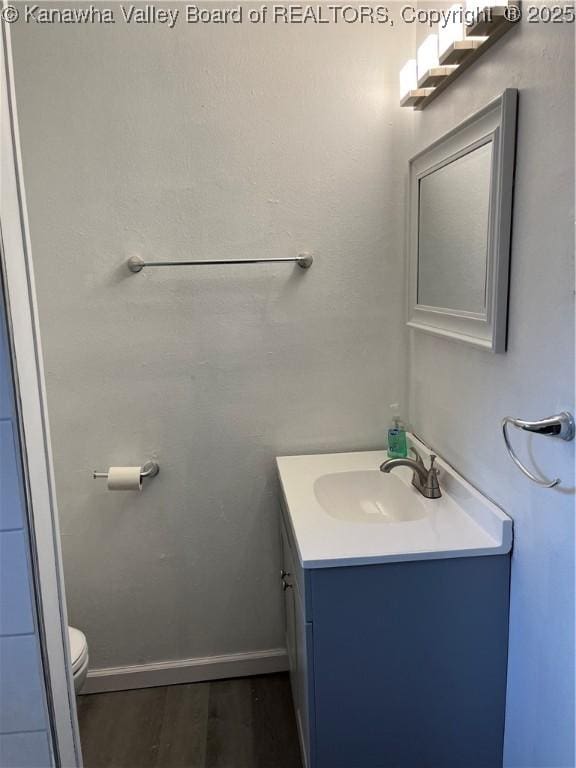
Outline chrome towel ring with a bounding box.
[502,412,575,488]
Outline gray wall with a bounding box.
[11,9,574,766]
[0,287,53,766]
[406,21,575,768]
[11,12,411,669]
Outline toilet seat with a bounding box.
[68,626,88,675]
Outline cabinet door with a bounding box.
[281,522,313,767]
[281,532,298,703]
[294,583,312,767]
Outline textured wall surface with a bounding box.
[11,8,573,765]
[11,10,411,669]
[0,288,52,766]
[406,20,575,768]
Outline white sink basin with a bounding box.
[276,435,512,568]
[314,470,427,524]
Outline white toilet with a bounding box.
[68,626,89,693]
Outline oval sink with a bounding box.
[314,470,428,524]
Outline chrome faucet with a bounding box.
[380,448,442,499]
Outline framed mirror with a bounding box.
[407,89,518,352]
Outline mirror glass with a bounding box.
[417,141,492,313]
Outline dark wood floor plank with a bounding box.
[80,687,167,768]
[155,682,210,768]
[205,677,254,768]
[78,673,302,768]
[250,675,302,768]
[77,691,129,768]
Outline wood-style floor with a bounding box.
[77,673,303,768]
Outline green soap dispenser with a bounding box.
[387,404,408,458]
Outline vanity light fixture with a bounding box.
[399,59,433,108]
[417,34,458,88]
[439,4,488,64]
[399,1,520,110]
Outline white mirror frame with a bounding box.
[407,89,518,353]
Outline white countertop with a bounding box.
[276,436,513,569]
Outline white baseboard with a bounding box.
[81,648,289,694]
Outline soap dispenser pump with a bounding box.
[387,404,408,459]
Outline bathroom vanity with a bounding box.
[276,436,512,768]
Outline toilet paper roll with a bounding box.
[106,467,142,491]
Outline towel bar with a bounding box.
[127,253,313,273]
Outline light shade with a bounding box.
[399,60,418,100]
[439,3,488,64]
[466,0,504,10]
[439,4,466,57]
[465,0,510,36]
[417,35,439,81]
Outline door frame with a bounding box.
[1,14,82,767]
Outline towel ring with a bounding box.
[502,412,575,488]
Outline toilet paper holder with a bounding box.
[92,461,160,481]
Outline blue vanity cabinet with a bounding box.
[280,504,511,768]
